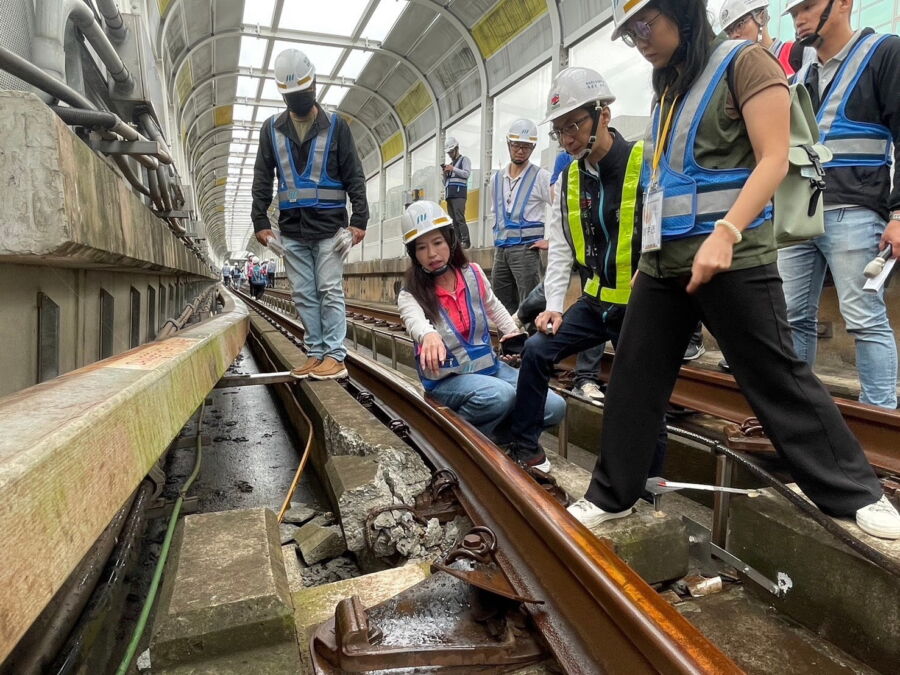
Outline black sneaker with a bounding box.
[718,358,731,372]
[683,341,706,361]
[501,442,551,473]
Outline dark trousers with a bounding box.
[250,282,266,299]
[588,264,882,516]
[491,244,542,314]
[447,197,470,247]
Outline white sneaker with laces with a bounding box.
[855,495,900,539]
[574,381,604,403]
[567,498,633,529]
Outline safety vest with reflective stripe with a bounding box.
[795,33,893,169]
[643,40,772,240]
[270,112,347,210]
[492,164,544,247]
[415,265,499,391]
[561,141,644,306]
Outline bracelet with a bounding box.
[890,212,900,222]
[714,219,742,244]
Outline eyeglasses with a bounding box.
[508,141,534,151]
[621,12,663,48]
[549,115,591,142]
[725,13,754,37]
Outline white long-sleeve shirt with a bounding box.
[543,180,577,313]
[397,263,518,344]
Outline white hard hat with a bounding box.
[443,136,459,152]
[542,67,615,124]
[720,0,768,29]
[782,0,806,14]
[610,0,653,40]
[506,118,538,145]
[251,255,259,263]
[274,49,315,95]
[401,201,453,245]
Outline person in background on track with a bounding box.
[502,66,667,473]
[720,0,812,76]
[565,0,900,541]
[442,137,472,248]
[397,200,566,469]
[238,264,247,291]
[251,48,369,381]
[222,262,231,287]
[777,0,900,410]
[266,259,277,288]
[230,264,240,289]
[248,255,267,299]
[489,118,551,315]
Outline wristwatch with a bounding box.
[890,212,900,222]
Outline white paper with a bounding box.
[863,257,895,293]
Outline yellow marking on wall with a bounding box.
[440,188,480,223]
[175,61,193,105]
[214,105,234,126]
[396,82,430,126]
[472,0,548,59]
[215,177,227,187]
[157,0,174,15]
[215,205,225,213]
[380,131,404,163]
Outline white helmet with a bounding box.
[542,67,615,124]
[274,49,315,94]
[611,0,653,40]
[720,0,768,30]
[251,255,259,263]
[443,136,459,153]
[506,118,538,145]
[401,201,453,245]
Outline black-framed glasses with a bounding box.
[549,114,591,142]
[621,12,663,48]
[508,141,534,151]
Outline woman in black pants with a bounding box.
[566,0,899,539]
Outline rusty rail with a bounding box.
[240,291,740,674]
[337,298,900,477]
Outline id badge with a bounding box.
[642,184,663,253]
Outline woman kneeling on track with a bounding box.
[397,201,566,471]
[566,0,900,540]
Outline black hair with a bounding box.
[647,0,716,99]
[402,226,470,325]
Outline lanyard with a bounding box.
[650,90,679,185]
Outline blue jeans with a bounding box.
[778,207,897,408]
[429,362,566,441]
[282,231,347,362]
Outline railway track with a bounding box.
[238,289,741,674]
[313,294,900,478]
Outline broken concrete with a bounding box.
[278,523,300,545]
[295,522,347,565]
[282,502,316,525]
[150,508,299,672]
[729,487,899,673]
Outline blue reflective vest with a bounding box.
[492,164,544,247]
[270,112,347,211]
[794,33,893,169]
[415,265,499,391]
[644,40,772,240]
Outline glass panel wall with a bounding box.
[410,137,438,202]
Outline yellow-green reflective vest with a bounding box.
[561,141,643,305]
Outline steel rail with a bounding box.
[336,298,900,477]
[238,290,740,674]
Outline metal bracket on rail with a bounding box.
[682,517,790,598]
[413,469,464,522]
[724,417,776,454]
[310,526,547,673]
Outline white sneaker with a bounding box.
[574,381,604,403]
[567,498,633,529]
[855,495,900,539]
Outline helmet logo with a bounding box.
[550,94,560,105]
[415,212,428,225]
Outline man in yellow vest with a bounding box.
[504,67,663,470]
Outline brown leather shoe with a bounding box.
[309,356,348,380]
[290,358,322,379]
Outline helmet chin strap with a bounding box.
[422,263,451,277]
[577,104,603,160]
[798,0,835,47]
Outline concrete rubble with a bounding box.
[295,522,347,565]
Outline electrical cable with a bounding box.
[115,403,206,675]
